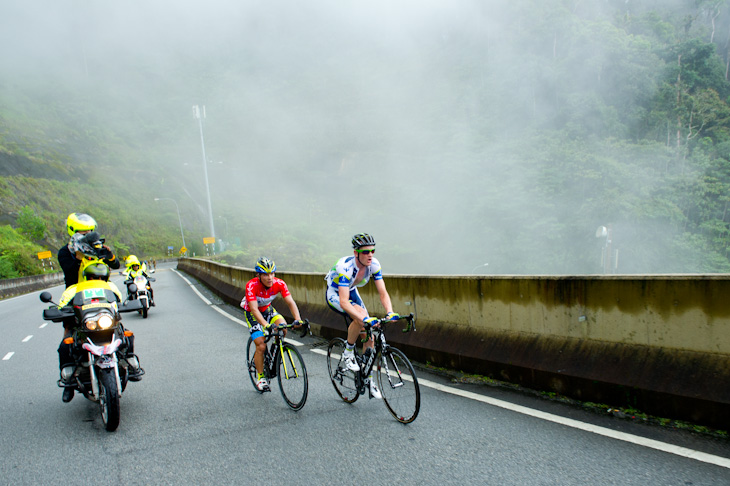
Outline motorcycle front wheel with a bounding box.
[99,368,121,432]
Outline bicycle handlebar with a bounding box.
[362,313,416,339]
[267,318,310,339]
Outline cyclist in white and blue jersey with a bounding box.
[325,233,399,399]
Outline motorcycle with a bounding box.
[40,286,143,432]
[124,274,155,318]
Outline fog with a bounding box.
[0,1,720,274]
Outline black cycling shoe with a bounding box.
[62,388,74,403]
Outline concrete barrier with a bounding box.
[0,272,64,300]
[178,258,730,430]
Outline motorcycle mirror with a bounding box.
[39,291,53,303]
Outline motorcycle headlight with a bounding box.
[83,312,114,331]
[98,314,113,329]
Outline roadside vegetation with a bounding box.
[5,2,730,276]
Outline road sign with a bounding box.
[37,251,52,260]
[180,246,187,254]
[203,237,215,245]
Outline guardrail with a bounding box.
[179,258,730,429]
[0,272,64,300]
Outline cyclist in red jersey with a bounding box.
[240,257,305,391]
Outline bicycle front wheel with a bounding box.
[326,338,359,403]
[376,347,420,424]
[277,343,308,410]
[245,336,262,393]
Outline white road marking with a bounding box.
[22,335,33,342]
[40,323,48,329]
[175,268,730,470]
[310,347,730,469]
[3,352,14,360]
[173,269,303,347]
[209,304,246,325]
[173,269,212,305]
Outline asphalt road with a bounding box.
[2,262,730,485]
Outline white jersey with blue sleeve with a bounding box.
[325,256,383,290]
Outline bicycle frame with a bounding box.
[327,313,420,423]
[258,322,307,380]
[349,314,415,395]
[246,320,310,410]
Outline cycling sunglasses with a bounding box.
[356,249,375,255]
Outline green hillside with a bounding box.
[4,1,730,276]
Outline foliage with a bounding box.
[7,1,730,276]
[16,205,45,240]
[0,225,50,278]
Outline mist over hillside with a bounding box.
[3,0,730,274]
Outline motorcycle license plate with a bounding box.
[97,356,115,369]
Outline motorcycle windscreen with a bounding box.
[72,288,119,321]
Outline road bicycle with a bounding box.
[246,320,309,411]
[327,313,420,424]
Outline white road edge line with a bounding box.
[174,268,730,469]
[2,352,14,360]
[173,269,302,347]
[173,269,212,305]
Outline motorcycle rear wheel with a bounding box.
[99,369,121,432]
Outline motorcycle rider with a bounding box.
[56,213,135,402]
[324,233,399,399]
[123,255,155,306]
[56,262,144,402]
[57,213,120,288]
[240,257,306,392]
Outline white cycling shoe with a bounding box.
[256,377,270,392]
[342,350,360,372]
[368,378,382,399]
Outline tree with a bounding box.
[16,205,45,240]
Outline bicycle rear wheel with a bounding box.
[326,338,359,403]
[245,337,262,393]
[376,347,420,424]
[276,343,308,410]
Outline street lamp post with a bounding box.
[154,198,186,251]
[192,104,216,243]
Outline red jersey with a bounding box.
[241,277,291,312]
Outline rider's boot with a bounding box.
[126,355,145,381]
[60,366,75,403]
[58,341,75,403]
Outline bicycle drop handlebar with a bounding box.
[362,313,416,339]
[266,319,310,340]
